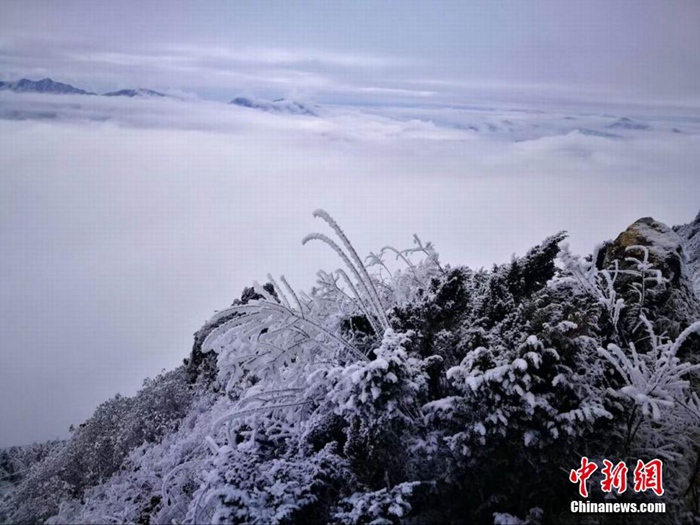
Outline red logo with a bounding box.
[569,458,664,497]
[633,459,664,496]
[569,457,598,498]
[601,460,628,494]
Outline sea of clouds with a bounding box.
[1,91,699,447]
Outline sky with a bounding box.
[1,1,700,448]
[2,1,700,106]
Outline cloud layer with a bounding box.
[1,91,699,447]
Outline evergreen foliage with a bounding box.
[3,210,699,524]
[1,368,193,524]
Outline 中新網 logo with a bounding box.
[569,457,663,498]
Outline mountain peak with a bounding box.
[103,88,166,98]
[229,96,316,116]
[0,77,94,95]
[606,117,650,131]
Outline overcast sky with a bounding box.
[1,2,700,448]
[2,1,700,105]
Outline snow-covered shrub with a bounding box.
[597,317,700,516]
[1,442,72,524]
[3,367,193,524]
[44,390,220,525]
[190,442,350,525]
[0,441,64,486]
[8,209,699,524]
[306,330,430,488]
[187,219,699,523]
[334,481,424,525]
[551,236,700,521]
[413,276,614,519]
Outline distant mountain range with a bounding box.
[606,116,650,131]
[0,78,319,116]
[2,77,695,137]
[0,78,95,95]
[229,96,317,116]
[103,88,166,98]
[0,78,166,98]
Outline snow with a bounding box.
[2,205,699,524]
[675,213,700,298]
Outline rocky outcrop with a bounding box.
[601,216,700,340]
[185,283,279,386]
[674,210,700,299]
[603,217,686,285]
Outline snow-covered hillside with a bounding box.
[2,209,699,524]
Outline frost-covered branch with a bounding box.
[599,317,700,421]
[306,209,390,331]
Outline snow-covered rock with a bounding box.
[602,216,700,334]
[674,210,700,299]
[604,217,685,283]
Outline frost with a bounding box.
[598,317,700,422]
[6,210,698,525]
